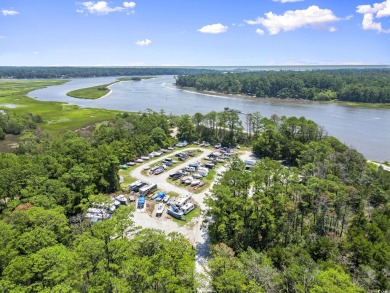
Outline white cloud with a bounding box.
[33,51,39,55]
[135,39,151,46]
[356,0,390,33]
[198,23,228,34]
[245,5,340,35]
[256,28,265,35]
[0,36,6,39]
[77,1,136,15]
[123,2,136,8]
[273,0,304,3]
[1,9,19,16]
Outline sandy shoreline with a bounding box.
[176,85,318,105]
[98,80,124,100]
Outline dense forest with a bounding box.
[0,108,389,292]
[0,111,197,292]
[0,66,215,79]
[175,69,390,103]
[0,111,43,140]
[205,116,390,292]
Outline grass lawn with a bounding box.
[193,169,216,194]
[172,205,201,226]
[118,166,138,190]
[66,82,118,99]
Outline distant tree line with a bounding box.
[0,66,215,79]
[176,69,390,103]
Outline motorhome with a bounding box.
[176,193,192,207]
[181,202,195,215]
[129,180,142,191]
[139,183,157,195]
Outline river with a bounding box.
[28,76,390,162]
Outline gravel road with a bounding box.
[129,147,214,290]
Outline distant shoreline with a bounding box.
[176,86,390,109]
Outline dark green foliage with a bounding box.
[179,110,244,146]
[0,110,197,292]
[0,111,42,136]
[176,69,390,103]
[206,117,389,292]
[0,66,215,78]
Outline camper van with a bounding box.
[176,193,192,207]
[181,202,195,215]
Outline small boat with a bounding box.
[137,196,145,209]
[168,197,175,205]
[156,203,165,217]
[167,205,185,220]
[190,180,201,186]
[192,173,202,179]
[185,177,194,185]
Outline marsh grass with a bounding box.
[66,82,117,99]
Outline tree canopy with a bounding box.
[176,69,390,103]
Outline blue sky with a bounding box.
[0,0,389,66]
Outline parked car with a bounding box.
[205,163,215,169]
[153,167,164,175]
[171,174,182,180]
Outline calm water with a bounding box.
[29,76,390,162]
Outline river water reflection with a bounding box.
[29,76,390,162]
